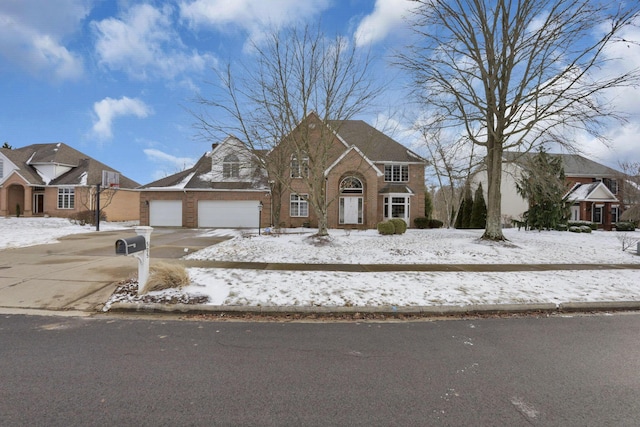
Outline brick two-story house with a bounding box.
[140,114,427,229]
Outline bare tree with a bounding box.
[193,25,379,236]
[400,0,640,240]
[417,117,481,227]
[619,161,640,222]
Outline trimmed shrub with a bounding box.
[615,222,636,231]
[377,221,395,235]
[428,219,444,229]
[414,217,429,229]
[141,262,190,294]
[579,225,592,233]
[568,226,582,233]
[555,224,568,231]
[568,220,597,230]
[389,218,407,234]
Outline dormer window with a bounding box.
[384,164,408,182]
[223,154,240,178]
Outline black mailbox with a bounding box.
[115,235,147,255]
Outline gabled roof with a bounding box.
[140,136,269,191]
[503,151,620,177]
[564,181,618,203]
[0,143,139,188]
[329,120,426,164]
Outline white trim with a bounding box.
[324,146,383,177]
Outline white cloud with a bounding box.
[0,0,88,81]
[179,0,331,45]
[144,148,196,180]
[354,0,418,47]
[91,96,152,140]
[92,3,215,80]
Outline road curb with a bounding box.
[107,302,565,317]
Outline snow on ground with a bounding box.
[2,217,639,308]
[0,216,135,249]
[179,228,640,307]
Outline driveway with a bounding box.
[0,228,228,314]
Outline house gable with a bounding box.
[141,136,268,191]
[565,181,618,203]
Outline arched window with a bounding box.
[340,176,363,194]
[223,154,240,178]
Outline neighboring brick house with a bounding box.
[139,136,271,228]
[0,143,140,221]
[471,151,625,230]
[140,114,427,229]
[271,113,426,229]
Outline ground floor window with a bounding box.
[290,193,308,217]
[611,206,619,224]
[592,204,603,224]
[383,196,409,221]
[58,187,75,209]
[339,197,363,224]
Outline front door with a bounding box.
[33,193,44,214]
[340,197,362,224]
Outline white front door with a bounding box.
[340,197,362,224]
[571,205,580,221]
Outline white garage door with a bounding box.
[149,200,182,227]
[198,200,259,228]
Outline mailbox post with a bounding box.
[115,226,153,295]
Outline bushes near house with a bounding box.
[568,220,597,230]
[377,221,395,235]
[141,262,190,294]
[568,225,593,233]
[414,216,429,229]
[428,219,443,229]
[389,218,407,234]
[415,217,445,229]
[615,222,636,231]
[69,210,106,226]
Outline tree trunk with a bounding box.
[482,143,506,241]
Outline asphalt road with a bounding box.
[1,313,639,426]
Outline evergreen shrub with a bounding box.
[414,217,429,229]
[377,221,395,235]
[568,220,596,230]
[428,219,444,228]
[568,226,582,233]
[615,222,636,231]
[579,225,592,233]
[389,218,407,234]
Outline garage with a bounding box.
[198,200,260,228]
[149,200,182,227]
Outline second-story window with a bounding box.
[384,164,408,182]
[291,154,309,178]
[223,154,240,178]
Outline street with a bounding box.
[1,313,639,426]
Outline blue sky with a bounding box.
[1,0,639,185]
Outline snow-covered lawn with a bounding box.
[2,217,639,308]
[0,216,134,249]
[179,227,640,308]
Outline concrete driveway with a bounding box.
[0,228,228,314]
